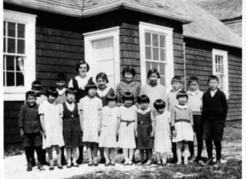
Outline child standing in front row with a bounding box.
[19,91,44,171]
[39,87,64,170]
[152,99,172,165]
[79,78,103,166]
[202,75,228,165]
[61,88,82,168]
[136,95,153,165]
[171,90,194,165]
[187,76,204,162]
[99,93,119,166]
[166,76,182,163]
[118,92,137,165]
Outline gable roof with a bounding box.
[4,0,241,48]
[187,0,242,21]
[181,1,241,48]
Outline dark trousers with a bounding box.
[77,146,84,164]
[139,149,152,162]
[172,142,177,162]
[25,146,42,165]
[99,148,105,163]
[61,146,66,165]
[205,139,222,161]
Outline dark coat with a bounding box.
[18,103,41,134]
[202,89,228,121]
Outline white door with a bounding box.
[84,27,120,88]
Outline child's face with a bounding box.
[66,93,75,103]
[108,100,116,108]
[47,95,56,103]
[171,81,181,91]
[26,95,36,106]
[56,80,66,90]
[96,78,107,89]
[208,79,219,91]
[139,102,149,110]
[124,99,133,107]
[88,88,97,97]
[189,81,199,91]
[148,73,158,86]
[32,88,41,96]
[157,108,165,114]
[79,64,88,76]
[124,72,133,83]
[178,96,187,105]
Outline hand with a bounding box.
[172,130,177,138]
[151,131,154,137]
[20,128,24,137]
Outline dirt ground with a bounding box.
[4,122,241,179]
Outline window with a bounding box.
[3,10,36,101]
[212,49,229,97]
[139,22,174,89]
[84,27,120,88]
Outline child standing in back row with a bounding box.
[136,95,153,165]
[202,75,228,166]
[171,90,194,165]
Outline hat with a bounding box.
[138,94,150,104]
[66,88,77,95]
[153,99,166,110]
[56,73,66,82]
[106,92,117,101]
[46,87,58,97]
[176,89,188,99]
[85,77,97,90]
[122,91,134,101]
[32,80,42,89]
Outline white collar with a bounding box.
[57,88,66,95]
[65,101,75,111]
[97,86,111,97]
[187,89,200,96]
[175,104,188,109]
[137,107,152,114]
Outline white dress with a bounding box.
[99,106,119,148]
[154,110,172,154]
[39,100,64,148]
[79,96,102,143]
[118,105,137,149]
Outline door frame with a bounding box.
[84,27,120,88]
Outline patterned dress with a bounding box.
[55,88,67,105]
[97,86,115,106]
[136,108,153,149]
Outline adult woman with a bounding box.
[116,67,141,104]
[68,60,91,102]
[140,69,166,108]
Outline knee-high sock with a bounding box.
[35,146,43,164]
[25,147,32,163]
[77,146,83,164]
[172,142,177,161]
[197,135,203,158]
[147,149,152,161]
[188,141,194,156]
[205,140,213,159]
[214,140,222,161]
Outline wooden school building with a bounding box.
[3,0,242,147]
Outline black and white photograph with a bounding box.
[0,0,245,178]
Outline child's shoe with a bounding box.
[184,158,188,165]
[145,160,152,166]
[88,162,93,166]
[38,163,45,171]
[27,162,32,172]
[67,161,72,168]
[206,158,214,165]
[176,161,182,166]
[49,166,54,170]
[72,161,79,167]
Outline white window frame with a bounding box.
[212,49,229,98]
[84,27,120,88]
[3,10,37,101]
[139,22,174,91]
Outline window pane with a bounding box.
[160,76,165,86]
[7,38,16,53]
[160,48,166,61]
[145,46,152,59]
[16,57,24,72]
[159,63,165,75]
[152,62,158,70]
[6,72,15,86]
[160,35,166,47]
[153,47,159,60]
[152,34,159,47]
[3,56,5,70]
[16,72,24,86]
[6,56,15,71]
[17,24,25,38]
[4,21,6,36]
[17,39,25,54]
[3,37,6,52]
[8,22,16,37]
[146,61,151,73]
[3,72,5,86]
[145,32,151,45]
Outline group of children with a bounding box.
[19,69,228,171]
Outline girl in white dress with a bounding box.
[118,92,137,165]
[152,99,172,165]
[79,78,103,166]
[39,87,64,170]
[99,93,120,166]
[171,90,194,165]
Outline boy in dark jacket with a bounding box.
[202,75,228,165]
[19,91,44,171]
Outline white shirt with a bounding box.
[68,75,90,90]
[210,89,218,98]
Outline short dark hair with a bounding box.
[171,76,182,84]
[176,89,188,99]
[66,88,77,96]
[96,72,109,83]
[188,76,199,85]
[46,87,58,97]
[75,60,90,72]
[147,69,160,79]
[31,80,42,90]
[122,91,134,102]
[208,75,219,83]
[138,95,150,104]
[106,92,117,102]
[122,67,136,77]
[56,73,66,82]
[25,91,36,100]
[153,99,166,110]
